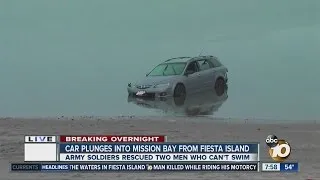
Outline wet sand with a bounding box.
[0,116,319,180]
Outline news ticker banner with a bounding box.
[11,162,259,172]
[11,162,299,173]
[24,135,259,162]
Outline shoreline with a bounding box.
[0,117,319,179]
[1,115,319,124]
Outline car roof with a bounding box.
[163,57,192,63]
[163,55,217,63]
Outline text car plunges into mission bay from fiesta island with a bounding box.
[63,144,251,153]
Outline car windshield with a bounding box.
[147,63,186,76]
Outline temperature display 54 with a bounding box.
[280,163,298,172]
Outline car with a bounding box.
[127,88,228,116]
[127,55,228,104]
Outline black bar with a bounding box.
[11,163,259,172]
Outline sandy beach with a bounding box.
[0,116,319,180]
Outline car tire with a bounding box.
[214,78,226,96]
[173,83,186,106]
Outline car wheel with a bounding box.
[214,78,226,96]
[173,83,186,106]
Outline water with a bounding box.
[1,0,319,120]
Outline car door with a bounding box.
[183,61,201,94]
[197,59,214,89]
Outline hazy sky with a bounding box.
[1,0,319,119]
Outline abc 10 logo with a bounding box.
[265,135,291,162]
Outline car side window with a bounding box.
[198,59,213,71]
[211,58,222,67]
[185,61,198,74]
